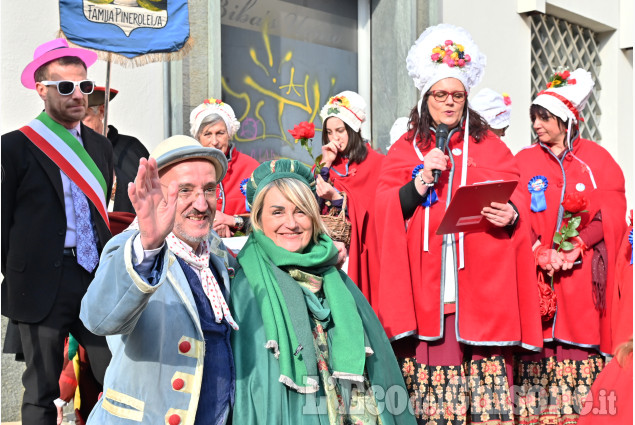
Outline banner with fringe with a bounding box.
[59,0,191,65]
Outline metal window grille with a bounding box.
[530,14,602,141]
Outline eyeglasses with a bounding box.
[40,80,95,96]
[430,90,468,103]
[177,187,217,202]
[161,184,217,202]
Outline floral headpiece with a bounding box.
[502,93,511,106]
[204,97,224,106]
[327,95,351,111]
[189,97,241,139]
[407,24,486,96]
[431,40,471,68]
[319,90,367,133]
[533,68,594,125]
[546,68,577,89]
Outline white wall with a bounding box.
[0,1,165,152]
[443,0,633,210]
[442,0,534,155]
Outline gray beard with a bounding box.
[173,221,213,246]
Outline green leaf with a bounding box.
[553,233,563,244]
[569,216,581,229]
[560,241,574,251]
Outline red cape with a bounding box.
[577,354,632,425]
[326,147,384,300]
[217,146,259,215]
[611,225,633,353]
[374,128,542,349]
[515,138,626,353]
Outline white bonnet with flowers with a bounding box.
[532,68,594,125]
[189,98,241,139]
[406,23,486,99]
[470,88,512,129]
[406,24,486,266]
[532,68,594,151]
[319,90,367,133]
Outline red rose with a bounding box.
[538,275,557,321]
[561,193,588,213]
[288,121,315,140]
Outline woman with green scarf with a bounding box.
[230,159,415,425]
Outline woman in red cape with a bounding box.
[577,219,633,425]
[374,24,542,425]
[315,91,384,300]
[514,68,627,424]
[190,97,259,237]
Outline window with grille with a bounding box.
[530,14,602,141]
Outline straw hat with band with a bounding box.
[150,135,228,182]
[21,38,98,90]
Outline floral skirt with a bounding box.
[393,314,515,425]
[514,343,604,425]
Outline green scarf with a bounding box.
[237,230,366,392]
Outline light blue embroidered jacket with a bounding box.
[80,230,237,425]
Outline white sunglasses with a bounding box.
[40,80,95,96]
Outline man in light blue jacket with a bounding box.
[81,135,238,425]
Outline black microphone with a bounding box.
[433,123,449,184]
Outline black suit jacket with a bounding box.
[108,124,149,214]
[1,122,113,323]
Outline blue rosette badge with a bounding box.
[629,229,633,265]
[240,178,250,212]
[412,164,438,207]
[528,175,548,212]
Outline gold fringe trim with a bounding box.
[57,29,194,67]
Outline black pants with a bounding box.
[18,256,111,425]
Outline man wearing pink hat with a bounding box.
[1,38,113,424]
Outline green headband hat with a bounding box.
[246,159,316,208]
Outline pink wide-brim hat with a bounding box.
[21,38,98,89]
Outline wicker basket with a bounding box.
[321,192,352,246]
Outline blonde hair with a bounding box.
[250,178,327,244]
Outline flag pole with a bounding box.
[102,53,112,137]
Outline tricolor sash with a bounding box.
[20,112,110,227]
